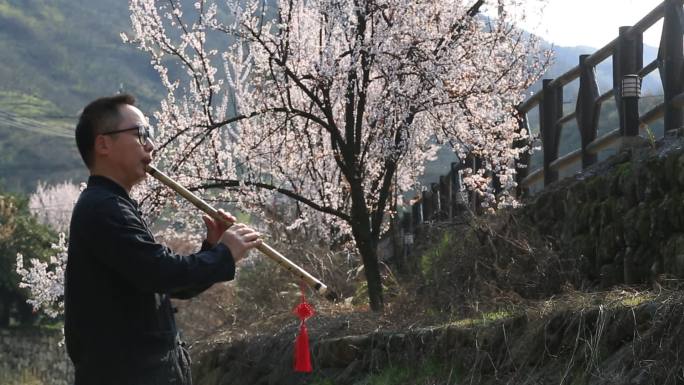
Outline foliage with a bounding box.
[419,231,452,280]
[0,190,56,327]
[127,0,549,310]
[644,124,657,149]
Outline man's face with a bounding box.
[102,104,154,187]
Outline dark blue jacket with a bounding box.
[65,175,234,383]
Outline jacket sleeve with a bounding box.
[167,240,219,299]
[92,196,235,294]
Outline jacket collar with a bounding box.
[87,175,136,204]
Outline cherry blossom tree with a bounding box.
[125,0,549,310]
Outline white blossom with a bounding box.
[15,233,67,319]
[29,181,80,233]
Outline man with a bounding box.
[65,94,260,384]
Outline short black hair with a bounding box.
[75,94,136,168]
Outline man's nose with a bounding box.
[144,137,156,153]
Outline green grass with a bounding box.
[420,231,453,279]
[450,309,514,328]
[616,292,655,308]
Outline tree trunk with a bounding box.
[349,191,384,311]
[357,234,383,311]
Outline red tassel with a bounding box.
[293,283,314,373]
[294,322,312,372]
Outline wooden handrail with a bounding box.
[638,59,659,77]
[549,148,581,173]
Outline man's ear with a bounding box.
[93,134,111,157]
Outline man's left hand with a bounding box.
[203,209,236,246]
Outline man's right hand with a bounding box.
[219,223,262,263]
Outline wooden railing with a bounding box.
[516,0,684,193]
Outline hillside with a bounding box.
[0,0,163,113]
[0,0,164,192]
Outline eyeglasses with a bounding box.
[101,125,155,145]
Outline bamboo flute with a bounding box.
[146,165,337,301]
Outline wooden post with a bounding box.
[450,162,462,217]
[576,54,600,168]
[421,189,433,221]
[439,176,450,219]
[400,212,413,268]
[401,211,412,234]
[514,109,531,196]
[431,183,441,218]
[540,79,562,185]
[659,0,684,133]
[463,154,475,211]
[412,198,422,227]
[472,156,483,214]
[614,26,643,135]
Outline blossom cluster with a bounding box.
[15,233,67,319]
[29,181,81,233]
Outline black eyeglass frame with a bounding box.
[101,125,154,145]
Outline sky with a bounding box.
[512,0,664,49]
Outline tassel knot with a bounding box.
[293,283,314,373]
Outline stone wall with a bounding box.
[0,328,74,385]
[520,134,684,287]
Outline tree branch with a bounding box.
[189,179,351,222]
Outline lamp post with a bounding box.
[621,74,642,136]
